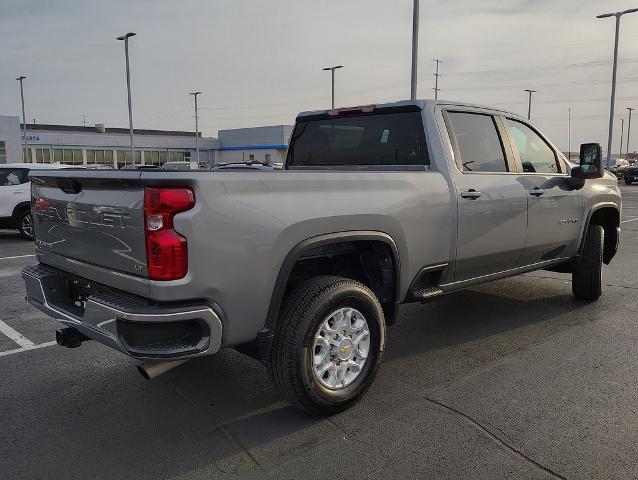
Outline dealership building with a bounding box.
[0,115,292,167]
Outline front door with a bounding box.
[503,118,583,266]
[445,111,528,281]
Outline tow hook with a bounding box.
[55,327,90,348]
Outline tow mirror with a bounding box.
[575,143,604,179]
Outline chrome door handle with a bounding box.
[529,188,545,197]
[461,189,482,199]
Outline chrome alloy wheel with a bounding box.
[21,213,34,239]
[312,307,371,390]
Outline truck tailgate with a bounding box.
[30,170,147,278]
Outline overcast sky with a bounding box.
[1,0,638,153]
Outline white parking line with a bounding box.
[0,341,56,358]
[0,254,36,261]
[0,319,34,348]
[621,217,638,224]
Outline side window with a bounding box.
[506,119,560,174]
[446,112,508,173]
[0,168,29,186]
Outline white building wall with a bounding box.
[0,116,219,167]
[219,148,286,164]
[218,124,292,165]
[0,116,23,163]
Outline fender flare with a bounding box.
[578,202,621,262]
[264,231,401,331]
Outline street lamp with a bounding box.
[627,107,634,159]
[524,89,537,120]
[322,65,344,109]
[16,76,28,162]
[568,108,572,161]
[618,118,625,158]
[116,32,136,165]
[411,0,420,100]
[189,91,202,165]
[597,8,638,169]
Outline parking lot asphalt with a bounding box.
[1,184,637,480]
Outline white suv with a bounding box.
[0,163,70,240]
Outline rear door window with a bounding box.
[0,168,29,186]
[446,112,508,173]
[287,111,429,167]
[506,119,561,174]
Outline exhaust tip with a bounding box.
[137,360,186,380]
[137,364,151,380]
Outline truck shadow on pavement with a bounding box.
[13,275,595,479]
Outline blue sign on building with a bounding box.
[21,135,40,142]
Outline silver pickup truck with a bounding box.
[23,100,621,415]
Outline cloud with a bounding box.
[1,0,637,152]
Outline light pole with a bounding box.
[322,65,343,109]
[433,59,442,100]
[411,0,419,100]
[116,32,136,165]
[524,89,537,120]
[619,118,625,158]
[597,8,638,169]
[189,91,202,165]
[568,108,571,161]
[627,107,634,158]
[16,76,28,162]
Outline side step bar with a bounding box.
[412,286,445,302]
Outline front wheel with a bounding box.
[625,177,633,185]
[17,210,34,241]
[572,225,604,301]
[269,275,386,415]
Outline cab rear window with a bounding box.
[287,112,429,168]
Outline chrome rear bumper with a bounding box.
[22,264,223,360]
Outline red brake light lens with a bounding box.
[326,105,376,117]
[144,187,195,281]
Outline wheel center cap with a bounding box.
[337,339,353,360]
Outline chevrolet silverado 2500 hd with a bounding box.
[23,100,621,414]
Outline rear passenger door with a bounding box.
[0,167,30,217]
[503,118,583,266]
[445,110,528,281]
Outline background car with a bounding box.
[160,161,200,171]
[211,161,274,171]
[623,163,638,184]
[119,164,159,170]
[0,163,70,240]
[610,158,630,179]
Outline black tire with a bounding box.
[625,177,633,185]
[268,275,386,415]
[17,210,34,241]
[572,225,604,301]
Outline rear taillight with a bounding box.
[144,187,195,281]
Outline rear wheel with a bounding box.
[269,275,385,415]
[572,225,603,301]
[17,210,34,241]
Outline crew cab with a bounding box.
[22,100,621,414]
